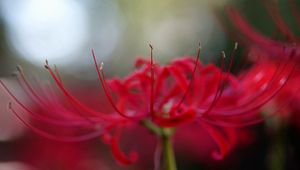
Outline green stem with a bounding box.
[162,128,177,170]
[265,115,286,170]
[268,127,285,170]
[141,120,177,170]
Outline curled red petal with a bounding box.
[135,57,152,68]
[101,133,112,144]
[110,134,138,165]
[200,122,236,160]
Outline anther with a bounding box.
[149,44,153,50]
[100,62,104,70]
[16,65,23,73]
[149,43,154,116]
[198,42,202,50]
[234,42,238,50]
[221,51,226,59]
[44,60,49,69]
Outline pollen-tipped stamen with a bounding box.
[212,59,291,114]
[202,51,227,116]
[54,64,62,82]
[215,43,238,101]
[205,60,296,120]
[8,102,105,142]
[91,49,141,119]
[150,44,155,116]
[173,43,201,112]
[0,79,99,127]
[44,60,112,120]
[202,82,298,127]
[15,65,49,108]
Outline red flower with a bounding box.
[226,2,300,61]
[238,53,300,127]
[226,2,300,128]
[0,45,292,164]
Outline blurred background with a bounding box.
[0,0,300,169]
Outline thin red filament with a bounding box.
[174,43,201,111]
[150,44,155,116]
[91,49,130,119]
[202,51,227,116]
[8,102,104,142]
[216,43,238,101]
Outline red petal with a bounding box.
[110,133,138,165]
[200,122,237,160]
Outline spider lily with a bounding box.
[0,44,293,167]
[226,1,300,128]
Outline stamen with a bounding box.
[202,85,297,127]
[44,60,112,120]
[39,79,99,123]
[92,49,138,119]
[0,80,94,126]
[100,62,104,70]
[202,51,226,115]
[173,43,201,112]
[99,64,124,115]
[99,65,144,119]
[202,43,239,115]
[228,42,238,73]
[37,68,93,123]
[9,102,104,142]
[213,59,290,113]
[54,64,62,82]
[216,43,238,100]
[149,44,154,116]
[15,65,48,108]
[234,42,238,50]
[208,60,296,117]
[16,65,23,73]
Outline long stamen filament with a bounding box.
[45,62,114,123]
[211,59,290,113]
[202,51,226,115]
[9,103,104,142]
[215,43,238,101]
[150,44,155,116]
[174,43,201,111]
[92,50,139,119]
